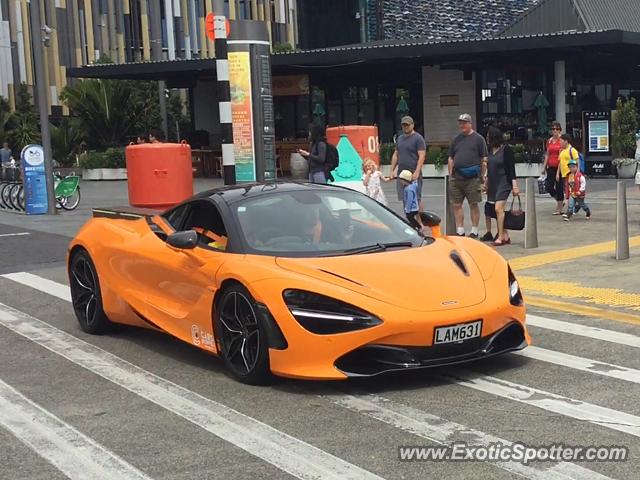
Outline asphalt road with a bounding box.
[0,219,639,479]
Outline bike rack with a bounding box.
[0,180,25,213]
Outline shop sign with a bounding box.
[229,51,256,182]
[273,75,309,96]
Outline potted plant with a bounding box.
[422,147,448,177]
[612,97,639,178]
[79,148,127,180]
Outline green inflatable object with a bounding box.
[330,134,363,183]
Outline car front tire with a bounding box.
[214,284,272,385]
[69,249,112,334]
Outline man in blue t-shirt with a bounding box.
[391,116,427,210]
[399,169,425,233]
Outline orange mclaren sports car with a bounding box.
[68,182,529,384]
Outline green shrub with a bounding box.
[612,97,639,159]
[273,42,293,53]
[79,148,125,169]
[427,147,449,169]
[379,143,395,165]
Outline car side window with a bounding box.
[181,201,229,252]
[163,204,189,231]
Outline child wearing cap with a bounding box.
[563,160,591,221]
[398,169,425,233]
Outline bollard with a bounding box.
[524,177,538,249]
[616,181,630,260]
[443,175,456,236]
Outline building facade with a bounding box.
[0,0,298,114]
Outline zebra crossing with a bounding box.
[0,268,638,479]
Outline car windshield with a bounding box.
[232,188,424,257]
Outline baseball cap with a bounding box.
[401,116,414,125]
[568,159,578,166]
[398,170,413,182]
[458,113,472,123]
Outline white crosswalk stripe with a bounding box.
[442,368,640,438]
[1,271,71,302]
[527,315,640,348]
[0,232,30,237]
[516,345,640,384]
[0,302,383,480]
[0,378,153,480]
[2,271,639,478]
[328,394,612,480]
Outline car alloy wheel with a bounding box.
[215,285,271,384]
[69,250,111,334]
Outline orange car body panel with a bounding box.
[69,216,529,380]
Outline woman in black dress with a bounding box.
[483,126,519,246]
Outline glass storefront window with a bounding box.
[359,87,375,125]
[343,86,358,125]
[274,97,296,140]
[479,67,549,141]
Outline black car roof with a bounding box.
[196,181,353,204]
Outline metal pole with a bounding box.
[29,0,56,215]
[158,80,168,139]
[213,0,235,185]
[443,175,456,235]
[616,181,630,260]
[524,177,538,249]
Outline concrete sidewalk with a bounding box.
[2,176,639,319]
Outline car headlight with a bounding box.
[283,289,382,334]
[508,267,523,306]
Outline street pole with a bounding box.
[29,0,56,215]
[213,0,235,185]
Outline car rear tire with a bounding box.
[69,250,112,334]
[214,284,272,385]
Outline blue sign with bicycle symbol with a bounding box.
[21,144,49,215]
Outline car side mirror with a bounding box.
[167,230,198,250]
[419,212,441,227]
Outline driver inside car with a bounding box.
[192,227,228,251]
[300,207,322,245]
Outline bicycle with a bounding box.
[54,171,81,210]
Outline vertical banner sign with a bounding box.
[259,54,276,180]
[582,111,612,176]
[588,120,610,153]
[229,51,256,182]
[21,144,48,214]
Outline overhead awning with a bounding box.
[66,58,216,87]
[271,29,640,67]
[66,30,640,83]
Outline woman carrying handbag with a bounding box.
[483,126,519,246]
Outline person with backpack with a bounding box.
[390,116,427,211]
[557,134,581,213]
[298,124,339,184]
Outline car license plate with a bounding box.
[434,320,482,344]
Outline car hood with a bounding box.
[275,240,487,312]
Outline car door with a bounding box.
[132,200,229,349]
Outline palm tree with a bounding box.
[60,78,154,149]
[50,117,85,167]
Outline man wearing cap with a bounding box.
[391,116,427,210]
[448,114,488,238]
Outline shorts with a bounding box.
[397,177,422,201]
[449,177,482,205]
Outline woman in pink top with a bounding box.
[541,121,565,215]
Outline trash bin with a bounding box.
[126,141,193,209]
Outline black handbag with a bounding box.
[504,195,525,231]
